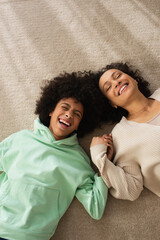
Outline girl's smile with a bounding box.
[49,98,83,140]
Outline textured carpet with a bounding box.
[0,1,160,239]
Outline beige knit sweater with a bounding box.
[90,89,160,201]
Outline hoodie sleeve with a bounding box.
[0,134,14,172]
[75,173,108,220]
[0,140,5,171]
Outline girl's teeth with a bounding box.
[59,119,70,126]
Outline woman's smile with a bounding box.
[118,84,128,95]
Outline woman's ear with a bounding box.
[109,101,118,109]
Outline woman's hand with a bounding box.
[90,134,114,161]
[90,135,107,146]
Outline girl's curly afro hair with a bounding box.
[91,62,151,123]
[35,71,106,137]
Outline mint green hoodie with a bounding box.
[0,118,108,240]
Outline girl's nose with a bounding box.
[65,111,73,118]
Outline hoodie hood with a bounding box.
[33,118,79,146]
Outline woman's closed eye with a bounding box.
[114,72,122,79]
[105,85,111,92]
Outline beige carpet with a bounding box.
[0,0,160,239]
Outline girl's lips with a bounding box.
[58,121,69,130]
[59,118,71,127]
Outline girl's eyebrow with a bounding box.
[61,103,83,117]
[61,102,70,107]
[74,110,83,117]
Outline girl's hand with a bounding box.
[90,134,114,161]
[103,133,114,161]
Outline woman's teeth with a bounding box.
[119,84,127,95]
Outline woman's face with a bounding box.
[99,69,138,108]
[49,98,83,140]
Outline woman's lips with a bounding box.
[119,84,128,95]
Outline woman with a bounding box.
[90,62,160,201]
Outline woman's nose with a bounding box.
[113,79,121,88]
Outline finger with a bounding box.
[103,135,111,139]
[107,144,113,149]
[107,142,114,149]
[107,138,113,144]
[103,137,113,143]
[104,135,113,141]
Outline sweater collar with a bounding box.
[121,88,160,125]
[34,118,79,146]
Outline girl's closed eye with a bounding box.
[74,111,81,118]
[62,106,68,110]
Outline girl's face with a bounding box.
[99,69,138,108]
[49,98,83,140]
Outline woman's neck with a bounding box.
[126,93,152,121]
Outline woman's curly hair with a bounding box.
[91,62,151,123]
[35,71,106,137]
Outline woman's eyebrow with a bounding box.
[111,71,118,79]
[103,71,119,90]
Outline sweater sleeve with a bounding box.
[75,174,108,220]
[90,145,143,201]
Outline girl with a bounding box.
[0,72,109,240]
